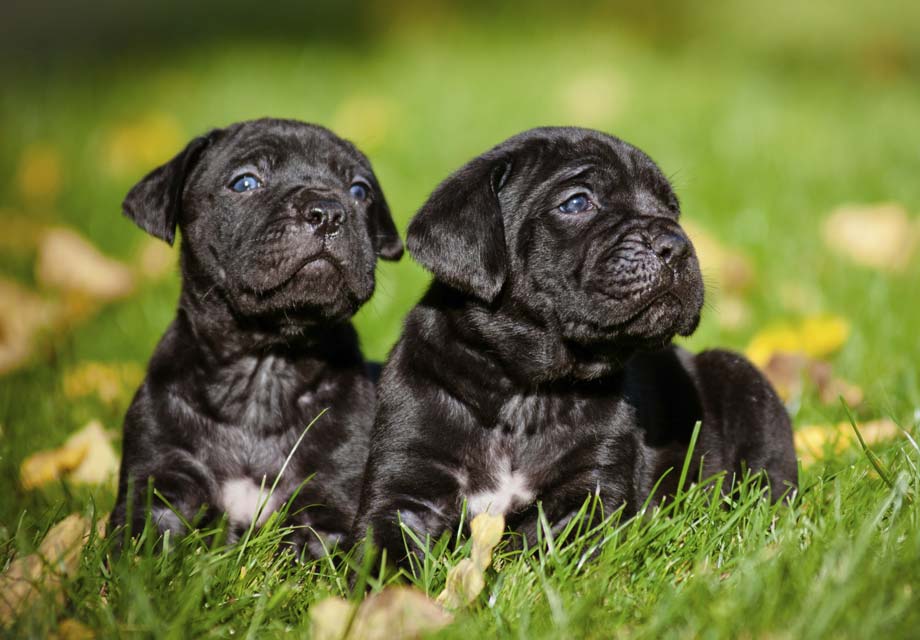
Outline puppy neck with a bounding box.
[420,282,631,386]
[175,257,364,367]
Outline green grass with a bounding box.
[2,2,920,637]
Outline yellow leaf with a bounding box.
[63,361,144,406]
[469,512,504,570]
[0,514,94,626]
[311,596,358,640]
[36,227,135,301]
[746,315,850,368]
[20,420,119,490]
[311,587,452,640]
[0,278,60,375]
[822,202,919,272]
[436,512,504,609]
[16,143,62,205]
[795,418,900,466]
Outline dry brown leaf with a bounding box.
[36,228,135,301]
[822,203,919,272]
[63,361,144,407]
[795,418,900,465]
[683,220,756,295]
[746,315,850,368]
[0,278,60,375]
[762,353,863,407]
[102,113,184,178]
[20,420,119,490]
[0,514,94,626]
[311,587,452,640]
[437,512,504,609]
[16,143,62,205]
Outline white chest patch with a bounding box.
[220,477,281,527]
[465,458,535,517]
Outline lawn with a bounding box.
[1,2,919,637]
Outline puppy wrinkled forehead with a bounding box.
[214,119,369,174]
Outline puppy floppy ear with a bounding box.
[121,134,213,245]
[408,156,512,302]
[368,186,404,261]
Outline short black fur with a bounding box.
[110,118,403,557]
[355,127,797,563]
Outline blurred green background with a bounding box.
[1,0,919,527]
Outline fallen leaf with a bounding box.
[63,361,144,407]
[746,315,850,368]
[807,359,864,407]
[311,587,452,640]
[36,227,135,301]
[102,113,185,178]
[762,353,863,407]
[437,512,504,609]
[795,418,900,465]
[311,596,358,640]
[20,420,119,490]
[16,143,62,205]
[0,514,98,626]
[0,278,60,375]
[332,95,396,151]
[822,203,919,272]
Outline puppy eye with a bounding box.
[230,174,262,193]
[349,181,370,202]
[559,193,593,214]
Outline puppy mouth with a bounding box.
[230,251,365,321]
[255,252,347,298]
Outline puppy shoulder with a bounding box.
[692,348,771,393]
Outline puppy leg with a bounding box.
[355,469,462,568]
[691,349,798,500]
[111,449,219,544]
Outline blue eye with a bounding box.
[230,174,262,192]
[559,194,592,214]
[349,182,369,201]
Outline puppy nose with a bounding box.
[303,200,345,236]
[651,231,689,265]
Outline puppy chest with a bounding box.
[220,477,283,527]
[462,456,536,517]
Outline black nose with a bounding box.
[651,231,690,265]
[303,200,345,236]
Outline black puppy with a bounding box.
[110,118,403,557]
[355,127,797,563]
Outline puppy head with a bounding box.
[409,127,703,356]
[122,118,402,330]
